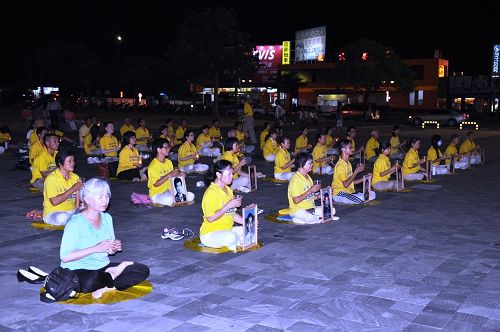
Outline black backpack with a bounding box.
[40,266,80,303]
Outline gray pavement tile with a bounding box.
[411,311,453,329]
[287,321,328,331]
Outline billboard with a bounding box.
[295,26,326,62]
[493,44,500,78]
[253,45,282,84]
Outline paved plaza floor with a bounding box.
[1,122,500,331]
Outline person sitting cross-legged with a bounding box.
[43,150,83,226]
[312,132,335,175]
[459,131,482,164]
[287,152,322,224]
[426,134,449,175]
[148,138,194,206]
[200,160,250,252]
[402,136,427,181]
[220,137,250,192]
[31,133,59,191]
[59,178,150,299]
[116,131,148,182]
[274,136,295,181]
[332,139,375,204]
[372,142,400,191]
[177,129,209,174]
[444,134,468,169]
[262,129,279,162]
[196,125,221,157]
[364,129,380,163]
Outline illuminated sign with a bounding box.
[282,41,290,64]
[294,26,326,62]
[253,45,282,84]
[439,65,445,78]
[493,44,500,78]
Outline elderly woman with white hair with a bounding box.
[59,178,150,298]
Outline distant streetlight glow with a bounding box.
[117,35,123,42]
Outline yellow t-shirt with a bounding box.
[29,140,44,163]
[0,132,11,142]
[200,182,235,236]
[325,135,334,148]
[365,137,379,160]
[99,135,119,157]
[167,125,175,141]
[236,130,245,144]
[135,127,150,145]
[209,127,221,141]
[147,158,173,197]
[373,154,391,184]
[260,129,269,149]
[459,139,475,154]
[175,126,186,145]
[177,141,197,167]
[294,135,308,153]
[347,137,356,150]
[221,150,240,179]
[426,146,443,166]
[196,133,211,151]
[120,124,135,137]
[263,138,278,158]
[332,159,354,195]
[274,148,292,174]
[43,168,80,217]
[29,130,38,146]
[244,102,253,117]
[288,172,314,214]
[445,144,458,165]
[31,149,57,184]
[117,146,139,175]
[403,148,420,175]
[312,144,327,170]
[83,134,98,155]
[390,136,400,155]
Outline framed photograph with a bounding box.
[248,165,257,192]
[362,175,372,201]
[242,204,258,250]
[171,176,188,203]
[359,149,365,165]
[448,156,455,174]
[395,164,404,191]
[320,187,334,222]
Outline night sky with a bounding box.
[1,1,499,86]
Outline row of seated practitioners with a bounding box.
[34,119,481,224]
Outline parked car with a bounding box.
[407,109,469,127]
[340,103,380,120]
[224,103,273,118]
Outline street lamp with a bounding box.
[116,35,123,42]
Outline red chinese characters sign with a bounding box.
[253,45,282,84]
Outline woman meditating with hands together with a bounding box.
[200,160,254,252]
[60,178,149,299]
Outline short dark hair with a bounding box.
[339,139,352,150]
[450,133,459,141]
[295,152,312,169]
[225,137,239,151]
[152,138,169,157]
[379,141,391,153]
[55,149,74,167]
[346,126,356,135]
[121,131,136,146]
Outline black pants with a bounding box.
[117,168,140,180]
[73,262,150,293]
[107,161,119,178]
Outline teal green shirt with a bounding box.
[60,212,115,270]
